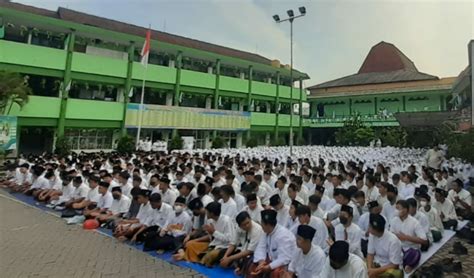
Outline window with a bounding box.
[180,93,207,108]
[69,82,120,102]
[130,87,169,105]
[30,31,64,49]
[23,74,61,97]
[65,129,115,150]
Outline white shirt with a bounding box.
[242,204,263,224]
[97,192,113,209]
[275,205,290,226]
[448,189,472,209]
[273,185,290,205]
[233,220,264,252]
[110,195,131,215]
[233,194,246,211]
[166,211,193,238]
[120,183,133,198]
[288,244,326,278]
[160,189,177,206]
[200,194,214,207]
[31,176,49,190]
[368,230,403,267]
[307,216,329,252]
[86,186,101,203]
[389,215,427,250]
[433,199,458,221]
[335,222,363,258]
[136,202,154,224]
[382,201,398,223]
[365,186,380,202]
[144,202,174,228]
[14,170,32,185]
[219,197,238,219]
[208,215,236,249]
[59,183,75,201]
[253,224,296,269]
[72,184,90,199]
[419,206,444,233]
[321,253,368,278]
[399,183,415,200]
[312,207,326,220]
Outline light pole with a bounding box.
[273,7,306,157]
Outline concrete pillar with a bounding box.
[205,97,212,109]
[165,92,173,106]
[265,133,271,146]
[236,132,243,148]
[163,130,170,142]
[266,102,271,113]
[204,131,211,149]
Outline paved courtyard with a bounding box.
[0,193,201,278]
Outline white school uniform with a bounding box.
[208,215,236,249]
[72,184,90,199]
[307,216,329,252]
[167,211,193,238]
[253,224,296,269]
[275,205,290,226]
[335,222,364,258]
[288,244,326,278]
[389,215,427,250]
[110,195,131,215]
[320,253,368,278]
[448,189,472,210]
[367,230,403,267]
[219,197,238,219]
[86,186,101,203]
[97,192,113,209]
[144,202,174,228]
[433,199,458,221]
[242,204,263,224]
[233,220,264,252]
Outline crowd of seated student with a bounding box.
[1,148,472,278]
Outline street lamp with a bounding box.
[273,6,306,157]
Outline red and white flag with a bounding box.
[140,29,151,66]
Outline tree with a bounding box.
[211,136,226,149]
[54,136,71,157]
[116,135,135,154]
[168,135,183,152]
[0,71,31,115]
[334,115,375,146]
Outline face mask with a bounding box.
[113,194,120,200]
[420,201,428,207]
[339,216,348,225]
[174,205,184,213]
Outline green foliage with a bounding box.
[334,115,375,146]
[54,136,71,157]
[271,137,286,146]
[168,135,183,151]
[116,135,135,154]
[447,128,474,163]
[376,127,408,147]
[296,137,306,146]
[0,71,31,115]
[245,137,258,148]
[211,136,226,149]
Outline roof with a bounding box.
[308,41,438,90]
[0,0,302,75]
[308,77,455,99]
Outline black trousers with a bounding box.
[443,219,458,230]
[143,233,185,252]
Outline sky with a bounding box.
[13,0,474,87]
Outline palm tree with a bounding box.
[0,71,31,115]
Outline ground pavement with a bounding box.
[0,192,202,278]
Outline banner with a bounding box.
[0,116,17,151]
[125,104,250,130]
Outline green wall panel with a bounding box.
[132,62,177,84]
[180,70,216,89]
[405,95,442,112]
[220,76,248,93]
[0,40,66,70]
[71,53,127,78]
[66,99,124,121]
[250,112,276,126]
[252,81,276,97]
[279,86,292,99]
[8,96,61,118]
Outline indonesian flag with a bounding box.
[140,29,151,66]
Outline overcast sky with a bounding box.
[14,0,473,87]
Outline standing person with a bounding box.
[282,225,326,278]
[367,214,403,278]
[220,211,264,276]
[425,145,444,169]
[320,241,368,278]
[248,210,296,278]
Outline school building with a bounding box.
[0,1,309,153]
[305,41,457,144]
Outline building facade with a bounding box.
[306,41,455,144]
[0,1,309,153]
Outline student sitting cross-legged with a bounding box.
[219,211,264,276]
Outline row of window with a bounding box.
[2,24,293,85]
[21,74,296,113]
[64,129,116,150]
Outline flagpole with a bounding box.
[136,25,151,150]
